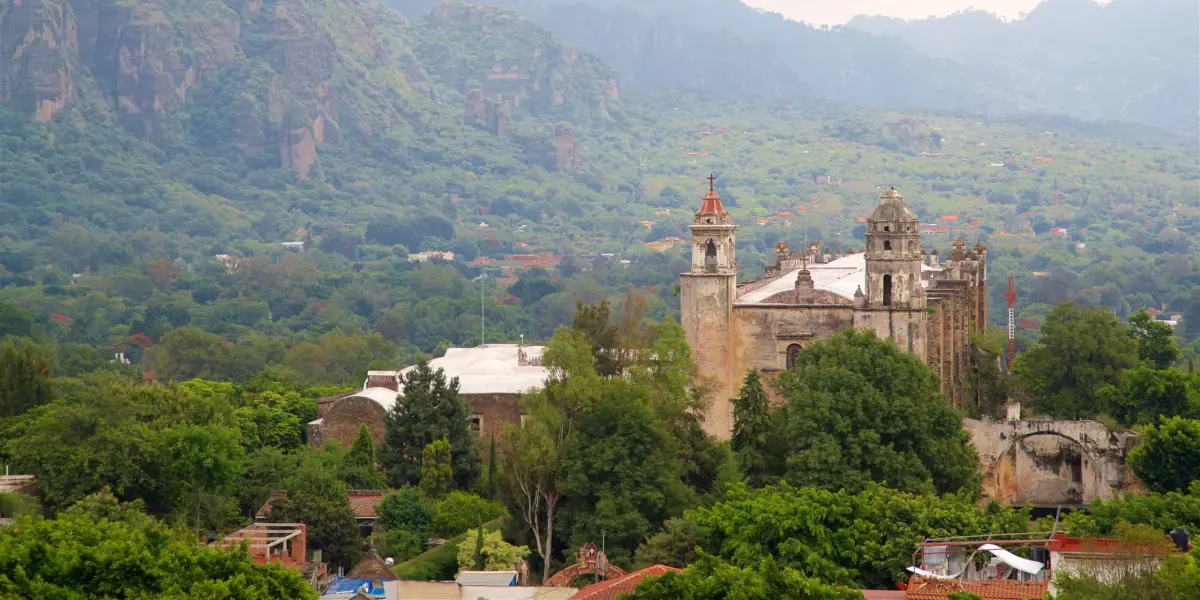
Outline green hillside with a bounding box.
[0,0,1196,379]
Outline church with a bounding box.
[680,181,988,439]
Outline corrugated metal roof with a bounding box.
[570,565,681,600]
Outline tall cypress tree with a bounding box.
[731,369,772,485]
[382,363,480,489]
[487,435,498,499]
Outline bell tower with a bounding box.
[865,187,923,309]
[680,175,737,439]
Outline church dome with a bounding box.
[870,187,918,222]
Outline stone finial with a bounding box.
[974,241,988,254]
[953,238,966,250]
[795,268,814,290]
[854,285,864,298]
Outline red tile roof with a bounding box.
[903,577,1047,599]
[697,190,726,216]
[570,565,681,600]
[256,490,387,520]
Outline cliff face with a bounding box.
[410,0,619,124]
[0,0,433,177]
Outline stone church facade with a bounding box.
[681,184,988,439]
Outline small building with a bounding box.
[903,531,1182,599]
[257,490,387,537]
[308,345,551,451]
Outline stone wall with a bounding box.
[467,393,523,442]
[966,418,1141,506]
[314,396,387,449]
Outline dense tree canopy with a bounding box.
[0,496,317,599]
[1013,302,1140,419]
[383,364,481,490]
[766,329,979,496]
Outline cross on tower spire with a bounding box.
[708,174,716,192]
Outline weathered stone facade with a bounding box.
[966,417,1141,506]
[310,395,387,449]
[681,186,987,439]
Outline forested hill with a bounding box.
[847,0,1200,136]
[416,0,1200,136]
[0,0,1197,372]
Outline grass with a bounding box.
[392,517,505,581]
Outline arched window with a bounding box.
[883,240,892,251]
[882,274,893,306]
[786,344,802,370]
[883,225,890,232]
[705,239,718,273]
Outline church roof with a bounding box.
[870,187,918,222]
[400,344,550,399]
[737,253,942,306]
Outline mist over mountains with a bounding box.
[386,0,1199,136]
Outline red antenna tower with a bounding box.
[1005,275,1017,370]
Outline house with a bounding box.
[902,531,1184,599]
[569,565,681,600]
[211,522,329,588]
[257,490,387,536]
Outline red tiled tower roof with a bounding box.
[696,174,726,216]
[570,565,682,600]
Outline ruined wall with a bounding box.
[966,418,1141,506]
[852,307,928,361]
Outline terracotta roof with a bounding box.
[697,189,726,216]
[347,490,387,518]
[570,565,681,600]
[256,490,386,520]
[862,592,906,600]
[903,577,1047,599]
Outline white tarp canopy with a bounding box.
[908,543,1045,580]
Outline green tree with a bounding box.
[0,302,33,338]
[774,329,979,495]
[625,554,864,600]
[487,435,498,499]
[1129,309,1181,369]
[0,337,54,419]
[503,327,598,581]
[1128,417,1200,493]
[455,528,531,572]
[158,424,244,531]
[557,379,688,567]
[572,300,625,377]
[382,363,480,490]
[0,502,318,599]
[377,487,434,541]
[268,463,362,570]
[432,491,505,538]
[146,327,265,382]
[421,438,453,499]
[1014,302,1139,419]
[1100,366,1192,427]
[731,370,772,486]
[342,425,387,489]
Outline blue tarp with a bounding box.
[321,578,387,598]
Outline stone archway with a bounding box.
[544,543,626,587]
[989,431,1095,506]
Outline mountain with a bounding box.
[847,0,1200,135]
[0,0,626,270]
[393,0,1199,135]
[389,0,1009,114]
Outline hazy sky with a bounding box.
[742,0,1071,26]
